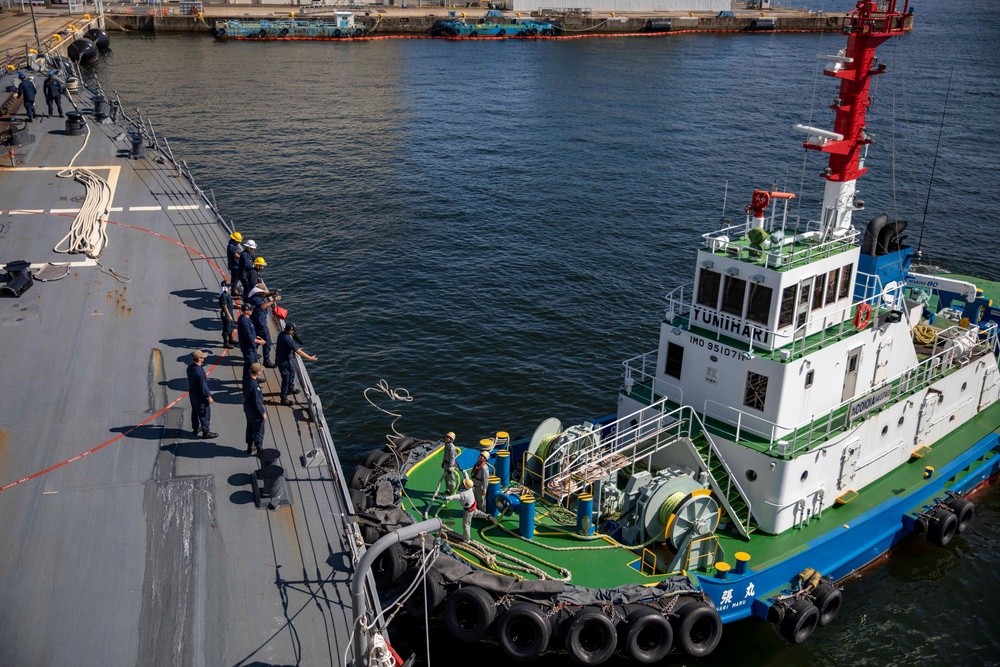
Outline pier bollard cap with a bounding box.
[230,231,243,242]
[250,362,263,374]
[244,239,257,249]
[192,350,208,360]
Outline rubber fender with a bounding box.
[926,506,958,547]
[496,602,552,661]
[216,27,226,36]
[361,524,380,545]
[363,448,393,470]
[671,598,722,658]
[469,30,478,37]
[349,488,369,512]
[812,581,842,627]
[333,28,342,37]
[619,605,672,665]
[944,496,975,534]
[443,586,497,644]
[399,567,446,618]
[354,28,364,36]
[385,434,415,453]
[563,608,617,665]
[279,27,289,36]
[497,28,506,36]
[372,542,407,590]
[348,464,374,490]
[780,599,819,644]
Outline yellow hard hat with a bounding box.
[230,231,243,242]
[463,478,474,489]
[254,257,266,267]
[446,432,456,440]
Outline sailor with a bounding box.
[247,284,281,368]
[243,362,267,456]
[245,255,266,294]
[470,450,491,509]
[437,431,460,495]
[42,71,65,118]
[445,478,492,541]
[238,239,257,296]
[219,279,235,349]
[275,321,317,406]
[227,231,243,296]
[186,350,217,439]
[237,302,265,385]
[15,73,36,122]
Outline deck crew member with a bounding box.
[219,279,235,349]
[237,302,265,384]
[248,284,281,368]
[187,350,218,439]
[238,239,257,296]
[470,450,490,509]
[445,478,492,541]
[15,73,36,122]
[245,255,266,294]
[43,71,65,118]
[243,362,267,456]
[436,431,460,495]
[227,232,243,295]
[276,321,317,406]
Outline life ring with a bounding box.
[620,605,672,664]
[811,581,842,627]
[348,464,374,490]
[497,28,506,36]
[444,586,497,643]
[563,608,617,664]
[853,303,873,330]
[496,602,551,660]
[399,567,446,617]
[333,28,342,37]
[349,488,369,512]
[279,27,289,36]
[671,598,723,657]
[371,542,407,589]
[779,599,819,644]
[945,496,974,533]
[926,505,958,547]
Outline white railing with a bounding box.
[621,350,683,406]
[701,215,859,271]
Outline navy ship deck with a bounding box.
[0,70,365,664]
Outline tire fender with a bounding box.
[927,506,959,547]
[672,598,723,657]
[372,542,407,589]
[444,586,497,644]
[812,581,842,626]
[563,608,616,665]
[945,496,974,534]
[780,599,819,644]
[399,567,446,618]
[619,605,672,665]
[496,602,551,661]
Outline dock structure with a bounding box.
[0,33,374,667]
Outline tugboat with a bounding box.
[350,1,1000,663]
[213,13,370,40]
[433,9,557,37]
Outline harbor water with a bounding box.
[92,1,1000,663]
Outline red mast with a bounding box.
[803,1,909,184]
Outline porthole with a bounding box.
[800,470,809,482]
[805,370,815,388]
[898,416,905,427]
[746,470,758,482]
[962,382,968,391]
[881,425,889,437]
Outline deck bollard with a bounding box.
[496,450,510,488]
[486,475,501,516]
[519,493,535,539]
[734,551,751,575]
[576,492,594,536]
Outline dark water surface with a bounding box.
[93,1,1000,663]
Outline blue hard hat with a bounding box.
[47,70,54,76]
[18,73,25,79]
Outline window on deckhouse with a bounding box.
[746,283,773,325]
[812,273,826,311]
[697,270,721,308]
[665,343,684,379]
[839,263,853,300]
[744,372,768,411]
[778,285,796,328]
[721,276,746,316]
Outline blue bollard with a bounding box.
[496,450,511,488]
[486,475,501,516]
[734,551,751,575]
[519,493,535,539]
[576,493,594,536]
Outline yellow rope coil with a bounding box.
[913,324,937,345]
[658,492,687,526]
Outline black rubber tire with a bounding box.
[927,506,958,547]
[780,599,819,644]
[946,497,975,534]
[361,524,380,545]
[470,30,478,37]
[363,449,393,469]
[349,488,369,512]
[354,28,364,36]
[334,28,342,37]
[619,606,672,665]
[385,434,415,452]
[399,567,446,618]
[530,27,538,35]
[517,29,525,36]
[258,29,267,37]
[216,27,226,36]
[279,28,289,36]
[496,602,551,661]
[563,608,616,665]
[497,29,506,36]
[444,586,497,644]
[812,581,842,627]
[673,600,723,657]
[348,464,374,490]
[372,542,407,590]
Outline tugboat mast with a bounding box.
[794,0,910,240]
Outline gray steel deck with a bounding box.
[0,71,363,666]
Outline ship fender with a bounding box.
[349,464,374,490]
[443,586,497,643]
[363,448,395,470]
[670,597,723,658]
[349,488,370,512]
[84,28,111,51]
[926,505,959,547]
[399,567,446,618]
[496,602,552,661]
[811,580,842,626]
[562,607,617,665]
[67,38,98,64]
[372,542,407,589]
[618,605,673,664]
[780,599,820,644]
[944,496,975,534]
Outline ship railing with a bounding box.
[702,398,781,444]
[700,216,858,271]
[663,283,693,321]
[621,350,683,405]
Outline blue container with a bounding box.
[486,475,501,516]
[576,493,594,536]
[519,493,535,539]
[496,450,511,488]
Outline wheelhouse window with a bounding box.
[664,343,684,379]
[721,276,747,316]
[778,285,796,328]
[697,270,722,308]
[811,273,826,311]
[746,283,773,325]
[744,372,769,411]
[825,268,839,305]
[839,263,853,300]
